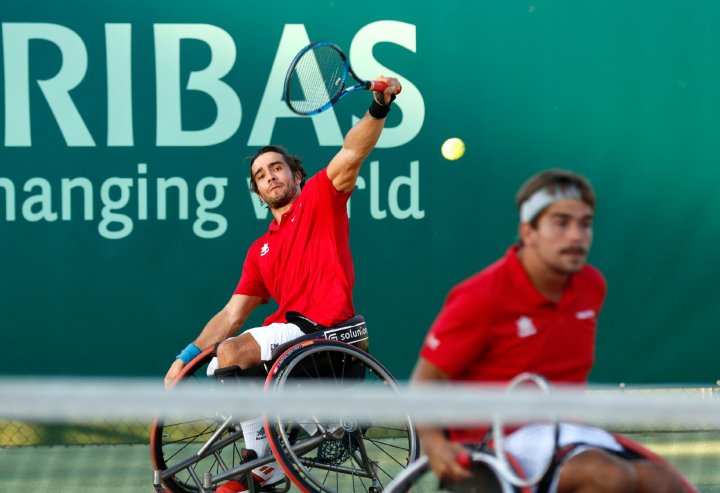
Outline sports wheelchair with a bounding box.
[151,315,420,493]
[382,373,698,493]
[383,438,698,493]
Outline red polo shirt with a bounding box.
[234,168,355,327]
[420,246,606,441]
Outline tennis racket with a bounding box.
[284,41,397,116]
[489,372,558,488]
[384,373,556,493]
[382,449,515,493]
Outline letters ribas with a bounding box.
[1,21,423,148]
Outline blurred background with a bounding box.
[1,0,719,384]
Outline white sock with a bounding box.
[240,417,284,485]
[299,415,318,436]
[240,417,269,458]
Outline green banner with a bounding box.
[1,1,718,384]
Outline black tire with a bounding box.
[150,349,248,493]
[383,452,520,493]
[264,340,420,493]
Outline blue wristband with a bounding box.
[177,343,202,364]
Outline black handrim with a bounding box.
[151,352,247,493]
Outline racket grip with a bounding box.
[369,80,402,94]
[456,450,472,468]
[369,80,388,92]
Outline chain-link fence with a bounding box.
[0,420,150,447]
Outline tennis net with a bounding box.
[1,378,719,492]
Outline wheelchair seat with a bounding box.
[269,314,369,361]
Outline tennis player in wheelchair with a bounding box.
[163,77,401,493]
[411,169,687,492]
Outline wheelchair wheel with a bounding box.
[264,339,420,493]
[150,348,248,493]
[383,452,520,493]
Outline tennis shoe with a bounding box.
[216,449,287,493]
[216,480,248,493]
[251,462,286,490]
[216,474,288,493]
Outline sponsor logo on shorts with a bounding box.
[324,324,368,343]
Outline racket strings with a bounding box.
[288,45,347,114]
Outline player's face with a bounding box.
[251,152,302,209]
[524,199,594,275]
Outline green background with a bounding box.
[1,0,718,384]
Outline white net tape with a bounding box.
[2,378,719,427]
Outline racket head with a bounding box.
[491,372,558,488]
[445,460,506,493]
[381,450,511,493]
[284,41,365,116]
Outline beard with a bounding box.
[264,184,298,210]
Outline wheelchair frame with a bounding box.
[151,328,420,493]
[382,434,699,493]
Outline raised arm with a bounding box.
[326,76,402,193]
[164,293,263,387]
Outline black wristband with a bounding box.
[368,98,391,119]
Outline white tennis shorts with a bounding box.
[505,423,624,493]
[244,322,305,361]
[206,322,305,376]
[207,323,305,377]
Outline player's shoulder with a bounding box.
[246,233,270,255]
[306,167,330,187]
[578,263,608,297]
[448,255,508,301]
[296,167,332,198]
[580,263,606,286]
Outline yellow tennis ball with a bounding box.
[441,138,465,160]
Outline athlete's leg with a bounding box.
[633,459,683,493]
[556,448,636,493]
[214,322,305,491]
[216,322,305,368]
[216,332,262,368]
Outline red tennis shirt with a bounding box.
[420,245,606,441]
[234,168,355,327]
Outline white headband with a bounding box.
[520,186,582,222]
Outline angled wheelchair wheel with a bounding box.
[612,434,698,493]
[383,452,520,493]
[264,339,420,493]
[150,348,248,493]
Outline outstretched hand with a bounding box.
[374,76,402,105]
[164,359,185,389]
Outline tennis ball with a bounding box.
[441,138,465,160]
